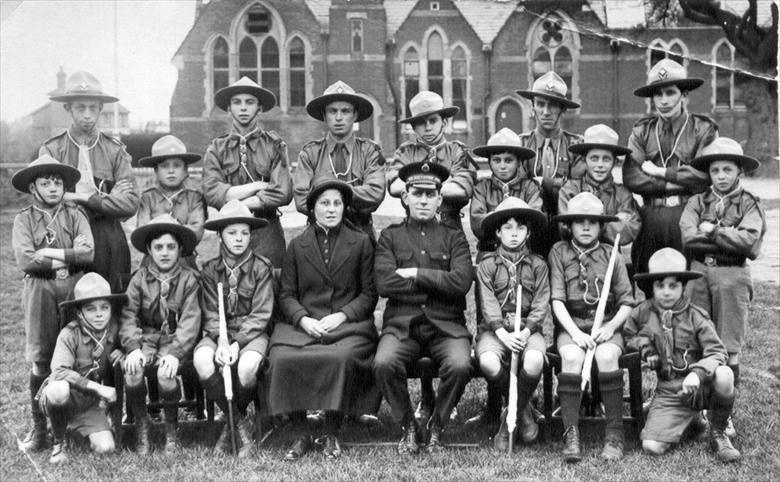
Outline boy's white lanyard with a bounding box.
[159,188,185,213]
[710,184,743,224]
[328,145,353,179]
[654,113,689,167]
[233,127,259,182]
[498,254,525,309]
[32,204,63,245]
[572,241,602,305]
[67,130,100,194]
[222,254,252,312]
[533,137,561,178]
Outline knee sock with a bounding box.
[125,382,148,421]
[236,384,255,416]
[29,373,48,426]
[728,364,740,389]
[598,370,624,438]
[201,372,228,415]
[557,373,582,430]
[708,390,736,432]
[516,369,541,413]
[160,381,181,424]
[324,411,342,436]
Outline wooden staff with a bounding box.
[217,282,238,455]
[506,283,522,454]
[581,234,621,391]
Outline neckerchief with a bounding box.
[416,135,446,162]
[710,182,743,224]
[571,240,601,305]
[32,202,63,246]
[497,244,527,309]
[67,129,99,194]
[652,297,690,371]
[229,119,261,182]
[157,187,185,214]
[220,246,252,313]
[490,175,522,200]
[78,319,108,380]
[148,263,181,333]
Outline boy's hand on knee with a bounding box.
[124,349,146,375]
[496,328,523,353]
[109,349,124,367]
[159,355,180,379]
[592,324,616,344]
[572,330,596,350]
[679,372,701,395]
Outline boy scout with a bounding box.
[626,248,740,462]
[136,135,205,269]
[559,124,641,248]
[12,155,94,453]
[40,71,139,292]
[475,198,550,449]
[681,137,766,436]
[202,76,292,267]
[623,59,717,294]
[549,192,635,462]
[388,91,476,230]
[121,215,201,454]
[194,200,275,457]
[293,81,386,239]
[39,273,126,463]
[373,162,473,455]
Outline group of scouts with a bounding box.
[12,57,765,466]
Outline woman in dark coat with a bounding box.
[266,177,379,461]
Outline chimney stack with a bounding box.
[57,66,66,91]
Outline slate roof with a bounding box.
[386,0,418,40]
[451,0,519,46]
[304,0,331,30]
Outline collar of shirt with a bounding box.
[651,296,690,322]
[497,243,530,263]
[583,174,615,194]
[145,263,183,284]
[315,221,342,238]
[216,249,253,276]
[413,136,448,153]
[406,217,438,230]
[68,125,99,145]
[227,124,263,149]
[658,108,689,134]
[532,127,563,147]
[490,175,524,190]
[326,132,356,157]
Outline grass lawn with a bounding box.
[1,211,779,481]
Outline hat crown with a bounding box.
[699,137,744,158]
[647,248,687,274]
[323,80,356,96]
[581,124,621,146]
[72,273,113,302]
[408,91,446,117]
[487,128,523,148]
[145,213,182,226]
[150,135,188,157]
[231,76,262,89]
[566,192,606,216]
[62,71,105,96]
[647,59,687,85]
[25,154,63,170]
[494,196,534,212]
[215,199,254,221]
[531,71,568,98]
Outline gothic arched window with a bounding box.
[261,37,280,101]
[289,37,306,107]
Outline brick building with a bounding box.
[170,0,777,167]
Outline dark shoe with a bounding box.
[464,409,500,429]
[49,438,68,464]
[284,436,311,461]
[163,422,179,455]
[519,404,539,444]
[397,420,419,455]
[18,419,48,453]
[236,414,255,459]
[135,416,152,455]
[710,428,741,462]
[425,422,444,454]
[492,407,510,452]
[562,425,582,463]
[414,401,432,426]
[214,424,233,455]
[600,433,624,461]
[323,435,342,460]
[307,410,325,426]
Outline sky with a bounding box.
[0,0,196,126]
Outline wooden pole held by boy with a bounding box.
[217,282,238,455]
[506,284,523,454]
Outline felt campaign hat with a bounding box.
[214,76,277,112]
[398,161,450,190]
[554,192,619,224]
[480,197,547,243]
[137,135,201,167]
[203,199,268,231]
[398,91,459,124]
[306,176,353,213]
[12,154,81,193]
[306,80,373,122]
[690,137,760,173]
[633,248,703,283]
[131,213,198,256]
[49,71,118,103]
[633,59,704,97]
[472,128,536,161]
[59,273,128,309]
[568,124,632,157]
[516,71,580,109]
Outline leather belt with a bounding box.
[27,268,78,280]
[648,195,682,207]
[693,254,746,267]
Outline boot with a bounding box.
[135,415,152,455]
[127,383,151,455]
[236,413,255,459]
[163,421,178,455]
[19,374,48,452]
[465,378,505,428]
[599,370,625,461]
[425,419,444,454]
[709,428,741,462]
[557,372,583,462]
[708,391,741,462]
[492,407,510,452]
[397,418,419,455]
[519,403,539,444]
[561,425,582,463]
[161,383,181,455]
[214,422,233,455]
[49,437,68,464]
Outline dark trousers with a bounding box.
[633,204,685,296]
[90,218,131,292]
[250,216,286,268]
[373,320,471,427]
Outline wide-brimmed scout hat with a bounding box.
[12,154,81,193]
[131,213,198,256]
[568,124,632,157]
[634,248,703,283]
[472,128,536,161]
[59,273,127,309]
[204,199,268,231]
[214,76,277,112]
[137,135,201,168]
[516,71,580,109]
[633,59,704,97]
[555,192,619,223]
[398,161,450,190]
[690,137,760,173]
[398,91,459,124]
[306,80,373,123]
[480,197,547,242]
[49,71,118,103]
[306,176,353,212]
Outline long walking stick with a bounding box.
[506,284,522,454]
[217,282,238,455]
[581,234,621,391]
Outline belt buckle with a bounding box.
[704,255,716,267]
[55,268,69,280]
[665,195,680,207]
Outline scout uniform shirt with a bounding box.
[293,134,386,228]
[119,264,201,362]
[470,176,543,250]
[548,240,635,330]
[476,245,551,336]
[50,320,119,392]
[558,175,641,246]
[519,128,585,209]
[374,218,473,340]
[136,184,206,244]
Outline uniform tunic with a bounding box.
[624,112,717,279]
[13,201,94,364]
[680,184,766,353]
[624,299,728,442]
[470,176,543,252]
[119,265,201,363]
[390,140,476,230]
[267,223,379,416]
[202,128,292,267]
[293,134,386,238]
[40,131,139,291]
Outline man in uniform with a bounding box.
[40,71,138,291]
[373,162,473,455]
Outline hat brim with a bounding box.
[59,293,128,309]
[49,93,119,103]
[306,179,354,212]
[137,153,201,168]
[515,90,580,109]
[398,106,460,124]
[690,154,760,173]
[131,223,198,256]
[472,145,536,161]
[306,94,373,122]
[203,215,268,232]
[568,143,632,157]
[554,213,620,223]
[633,270,703,283]
[633,78,704,97]
[12,164,81,193]
[481,208,548,242]
[214,85,277,111]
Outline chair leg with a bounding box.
[543,359,553,441]
[626,355,644,429]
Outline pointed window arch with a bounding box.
[403,47,420,118]
[212,37,230,95]
[712,39,745,110]
[526,12,580,106]
[289,36,306,107]
[427,32,444,96]
[451,46,468,123]
[239,37,258,82]
[261,37,280,101]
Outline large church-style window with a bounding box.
[289,37,306,107]
[403,47,420,118]
[427,32,444,96]
[451,46,468,123]
[239,37,258,82]
[261,37,280,102]
[212,37,229,95]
